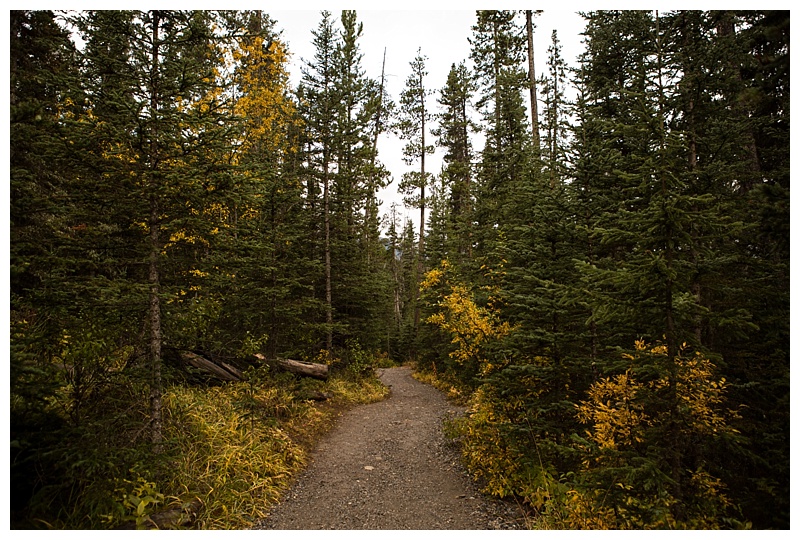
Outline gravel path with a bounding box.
[255,366,523,530]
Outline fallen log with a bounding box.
[181,351,242,382]
[219,359,244,380]
[277,358,329,381]
[254,354,329,381]
[180,351,329,382]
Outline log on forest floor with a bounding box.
[181,351,329,382]
[181,351,243,381]
[255,354,330,381]
[277,358,329,381]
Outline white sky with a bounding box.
[268,7,589,234]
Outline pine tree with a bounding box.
[667,10,790,527]
[434,61,476,267]
[299,10,339,351]
[72,9,242,447]
[539,30,569,188]
[10,10,86,514]
[383,204,405,357]
[525,10,542,157]
[395,48,434,344]
[329,10,388,350]
[567,10,769,525]
[210,10,317,359]
[468,10,532,262]
[11,8,251,518]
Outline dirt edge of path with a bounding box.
[254,365,527,530]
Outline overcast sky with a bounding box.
[7,4,588,234]
[268,7,588,233]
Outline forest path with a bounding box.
[255,366,523,530]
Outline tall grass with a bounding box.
[33,364,391,530]
[154,371,389,529]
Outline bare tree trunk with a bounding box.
[492,18,501,155]
[365,48,387,263]
[148,10,163,452]
[324,159,333,352]
[389,206,403,336]
[414,89,426,334]
[526,10,541,155]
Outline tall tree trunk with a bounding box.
[365,48,387,265]
[526,10,541,156]
[324,158,332,351]
[414,90,426,334]
[148,10,163,452]
[492,17,501,156]
[680,13,703,345]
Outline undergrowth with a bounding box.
[14,356,389,530]
[410,363,470,405]
[414,345,750,530]
[153,368,388,529]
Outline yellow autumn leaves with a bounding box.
[422,260,514,375]
[577,340,737,451]
[232,36,297,157]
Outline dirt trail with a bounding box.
[255,366,523,530]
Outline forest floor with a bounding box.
[254,365,526,530]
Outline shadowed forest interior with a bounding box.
[9,9,789,529]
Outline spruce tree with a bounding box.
[434,61,476,267]
[71,9,242,446]
[10,10,85,514]
[539,30,569,188]
[210,10,317,359]
[329,10,388,350]
[395,48,434,344]
[468,10,532,266]
[568,10,771,525]
[298,10,339,351]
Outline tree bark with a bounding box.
[254,353,330,380]
[181,351,243,381]
[414,69,427,336]
[365,47,387,260]
[526,10,541,155]
[148,10,163,452]
[181,352,329,382]
[276,358,330,381]
[324,153,333,351]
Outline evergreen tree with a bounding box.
[395,48,434,344]
[566,10,774,525]
[68,9,242,446]
[433,61,476,267]
[525,10,542,156]
[10,10,85,517]
[329,10,388,351]
[383,204,405,357]
[468,10,532,263]
[11,8,249,518]
[666,10,790,527]
[539,29,569,188]
[210,10,318,359]
[298,10,339,351]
